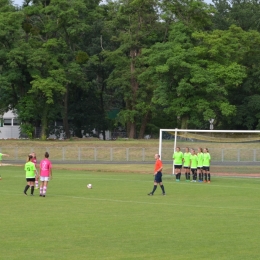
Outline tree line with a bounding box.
[1,0,260,139]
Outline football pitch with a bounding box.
[1,166,260,260]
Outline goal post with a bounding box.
[159,128,260,175]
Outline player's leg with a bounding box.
[197,168,201,182]
[175,167,178,181]
[203,167,207,182]
[39,177,44,196]
[187,168,190,181]
[191,169,194,182]
[194,169,197,181]
[175,166,181,181]
[148,181,158,195]
[159,181,165,195]
[30,180,35,195]
[24,179,30,195]
[42,180,48,197]
[35,171,39,189]
[207,168,211,183]
[185,168,188,180]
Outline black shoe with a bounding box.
[39,194,42,197]
[147,193,153,196]
[43,195,45,197]
[30,194,34,196]
[162,193,166,196]
[24,192,27,196]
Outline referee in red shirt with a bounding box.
[148,154,166,196]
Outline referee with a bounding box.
[148,154,166,196]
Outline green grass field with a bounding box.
[1,166,260,260]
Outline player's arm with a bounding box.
[50,167,53,179]
[34,165,39,176]
[33,165,37,176]
[157,166,163,173]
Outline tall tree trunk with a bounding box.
[98,73,106,140]
[127,49,140,139]
[181,116,189,129]
[40,105,48,140]
[138,111,150,139]
[128,122,136,139]
[63,83,70,138]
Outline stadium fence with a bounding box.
[1,146,260,164]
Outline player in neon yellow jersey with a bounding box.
[190,149,198,182]
[203,148,211,183]
[24,155,37,195]
[183,147,191,182]
[0,152,9,166]
[0,152,9,180]
[172,147,183,181]
[197,148,204,182]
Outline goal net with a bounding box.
[159,129,260,176]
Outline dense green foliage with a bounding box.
[1,0,260,138]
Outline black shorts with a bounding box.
[203,166,210,171]
[184,166,190,169]
[154,172,162,183]
[26,178,35,182]
[197,167,203,170]
[174,165,182,169]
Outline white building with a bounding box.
[0,110,20,139]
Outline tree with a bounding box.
[104,0,164,138]
[0,0,25,112]
[140,23,247,129]
[19,0,96,139]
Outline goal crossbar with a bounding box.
[159,128,260,160]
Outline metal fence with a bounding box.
[1,146,260,163]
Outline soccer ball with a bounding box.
[87,184,92,189]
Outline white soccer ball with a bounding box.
[87,184,92,189]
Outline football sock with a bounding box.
[24,185,30,194]
[208,173,211,181]
[31,186,34,195]
[35,181,38,188]
[179,173,181,180]
[194,170,197,180]
[204,173,207,181]
[185,172,187,179]
[43,186,47,195]
[199,173,201,181]
[40,187,43,195]
[151,185,157,194]
[188,172,190,180]
[160,185,165,193]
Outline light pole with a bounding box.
[209,119,214,130]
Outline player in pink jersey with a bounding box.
[39,152,53,197]
[30,152,39,189]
